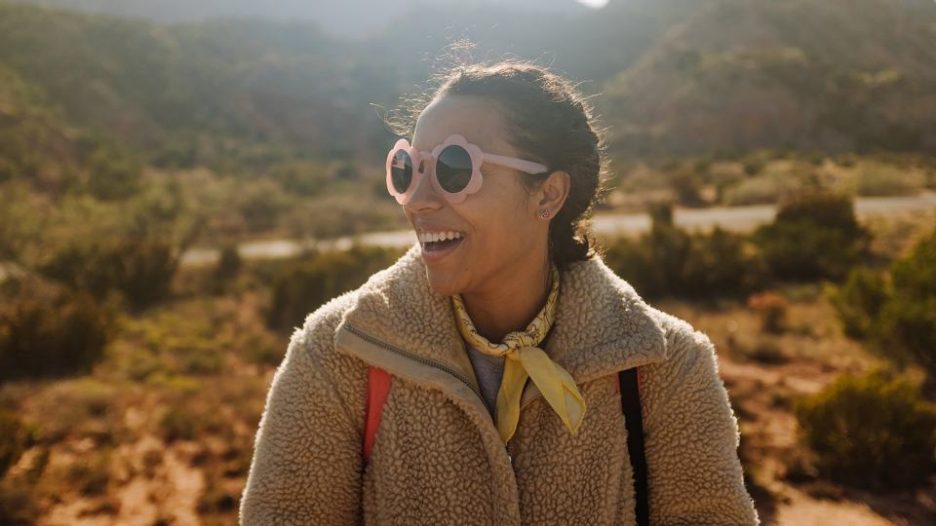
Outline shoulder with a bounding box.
[639,306,725,401]
[290,288,361,355]
[649,307,716,367]
[291,244,420,353]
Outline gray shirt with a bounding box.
[464,343,505,418]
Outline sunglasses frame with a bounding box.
[386,134,549,205]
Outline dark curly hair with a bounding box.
[386,52,610,272]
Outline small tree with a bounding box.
[754,191,869,281]
[0,278,113,382]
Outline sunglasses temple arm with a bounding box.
[482,153,548,175]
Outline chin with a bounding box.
[423,268,462,297]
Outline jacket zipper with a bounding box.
[344,323,513,464]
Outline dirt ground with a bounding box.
[663,297,936,526]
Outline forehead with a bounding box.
[412,95,515,155]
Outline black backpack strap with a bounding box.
[620,367,649,526]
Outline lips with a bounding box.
[416,230,465,262]
[416,230,465,244]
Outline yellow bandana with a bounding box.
[450,264,587,444]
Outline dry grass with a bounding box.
[2,209,934,525]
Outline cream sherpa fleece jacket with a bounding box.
[240,244,760,525]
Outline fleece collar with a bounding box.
[334,244,667,413]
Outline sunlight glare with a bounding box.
[576,0,610,8]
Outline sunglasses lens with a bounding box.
[390,149,413,194]
[436,145,473,193]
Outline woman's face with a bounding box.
[403,94,549,297]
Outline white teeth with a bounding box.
[418,231,464,244]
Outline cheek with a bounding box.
[460,195,537,251]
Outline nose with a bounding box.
[403,155,444,212]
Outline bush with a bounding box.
[602,204,764,300]
[830,268,888,339]
[237,180,289,233]
[266,245,404,331]
[682,227,766,298]
[39,236,180,310]
[794,369,936,489]
[0,278,113,382]
[832,229,936,374]
[878,229,936,373]
[754,191,869,281]
[603,224,688,299]
[85,144,142,201]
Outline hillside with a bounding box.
[601,0,936,156]
[12,0,590,36]
[1,0,935,178]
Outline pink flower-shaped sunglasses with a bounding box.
[386,134,549,205]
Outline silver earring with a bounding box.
[538,208,550,220]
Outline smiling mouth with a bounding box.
[417,232,465,253]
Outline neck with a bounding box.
[460,254,552,343]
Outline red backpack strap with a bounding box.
[363,366,392,463]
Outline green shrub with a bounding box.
[266,245,404,331]
[754,191,869,281]
[0,278,112,382]
[682,227,766,298]
[603,205,764,300]
[877,229,936,372]
[832,229,936,374]
[794,370,936,489]
[268,160,332,197]
[39,236,179,309]
[237,180,289,233]
[830,268,888,339]
[85,144,142,201]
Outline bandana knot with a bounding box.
[451,264,587,444]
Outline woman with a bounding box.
[240,60,759,525]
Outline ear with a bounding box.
[535,170,571,217]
